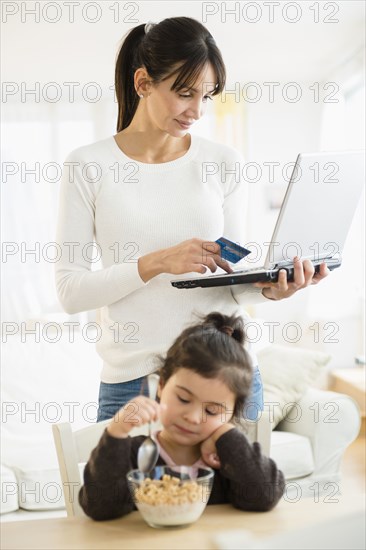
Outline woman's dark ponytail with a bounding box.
[115,24,145,132]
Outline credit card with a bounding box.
[215,237,251,263]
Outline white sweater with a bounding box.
[55,134,267,383]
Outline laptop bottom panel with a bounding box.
[171,260,341,289]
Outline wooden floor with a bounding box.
[340,434,365,495]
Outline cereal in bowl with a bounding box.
[135,474,201,506]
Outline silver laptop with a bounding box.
[171,150,365,289]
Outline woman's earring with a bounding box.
[139,94,144,98]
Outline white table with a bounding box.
[2,494,364,550]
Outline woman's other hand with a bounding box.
[138,238,233,282]
[254,256,330,301]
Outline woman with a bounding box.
[55,17,329,422]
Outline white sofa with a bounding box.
[270,387,360,498]
[0,333,360,521]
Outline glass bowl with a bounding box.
[126,465,214,528]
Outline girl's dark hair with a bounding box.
[115,17,226,131]
[158,312,252,419]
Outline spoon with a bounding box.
[137,373,160,473]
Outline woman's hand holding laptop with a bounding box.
[254,256,330,301]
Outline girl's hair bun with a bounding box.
[201,312,245,345]
[220,325,234,337]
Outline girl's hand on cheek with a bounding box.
[201,436,221,469]
[107,396,162,439]
[200,424,235,469]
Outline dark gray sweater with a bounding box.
[79,428,285,521]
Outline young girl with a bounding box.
[79,312,285,520]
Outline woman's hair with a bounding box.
[158,312,252,419]
[115,17,226,131]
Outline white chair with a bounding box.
[52,419,110,517]
[52,414,272,517]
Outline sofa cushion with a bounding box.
[1,331,101,512]
[258,345,331,427]
[12,465,64,511]
[0,465,19,515]
[270,431,314,480]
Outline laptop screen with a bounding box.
[264,150,364,268]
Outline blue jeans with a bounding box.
[97,367,264,422]
[97,375,149,422]
[242,366,264,421]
